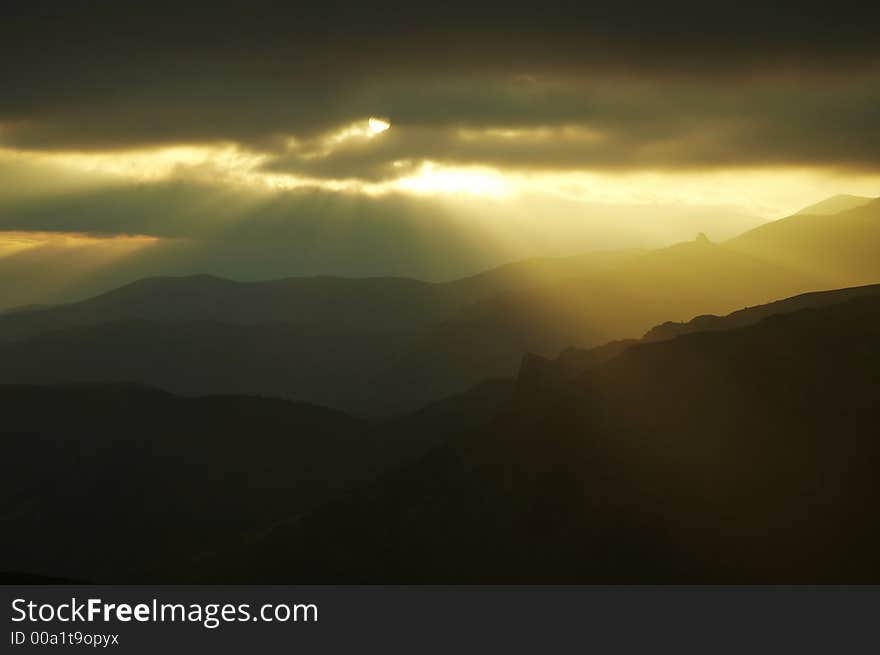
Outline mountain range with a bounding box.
[223,288,880,583]
[5,275,878,582]
[0,378,513,582]
[1,196,877,415]
[2,194,880,583]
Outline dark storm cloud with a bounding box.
[1,0,879,170]
[263,79,880,179]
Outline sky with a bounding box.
[1,0,879,307]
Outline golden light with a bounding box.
[0,231,160,260]
[368,117,391,134]
[392,162,512,197]
[5,134,880,215]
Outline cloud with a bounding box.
[1,0,879,175]
[0,169,776,305]
[255,77,880,180]
[2,1,879,309]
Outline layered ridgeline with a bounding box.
[229,288,880,584]
[0,196,877,415]
[3,281,879,583]
[0,378,514,583]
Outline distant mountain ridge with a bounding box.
[0,194,877,414]
[793,194,874,216]
[727,196,880,286]
[520,281,880,387]
[643,282,880,342]
[0,274,470,342]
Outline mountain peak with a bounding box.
[794,194,875,216]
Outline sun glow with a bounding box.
[4,135,880,213]
[320,117,391,151]
[368,117,391,134]
[392,162,512,197]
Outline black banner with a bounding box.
[2,586,878,653]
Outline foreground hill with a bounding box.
[233,292,880,583]
[643,282,880,342]
[0,321,407,412]
[0,380,512,582]
[366,237,817,410]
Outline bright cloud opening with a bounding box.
[391,162,512,197]
[368,117,391,134]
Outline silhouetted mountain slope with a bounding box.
[0,384,367,582]
[0,303,53,316]
[234,293,880,583]
[0,319,520,416]
[0,236,818,414]
[0,251,648,345]
[0,274,477,343]
[643,282,880,342]
[728,197,880,285]
[0,380,513,582]
[0,254,651,345]
[519,339,639,387]
[0,320,406,413]
[390,378,515,430]
[515,281,880,387]
[369,237,817,409]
